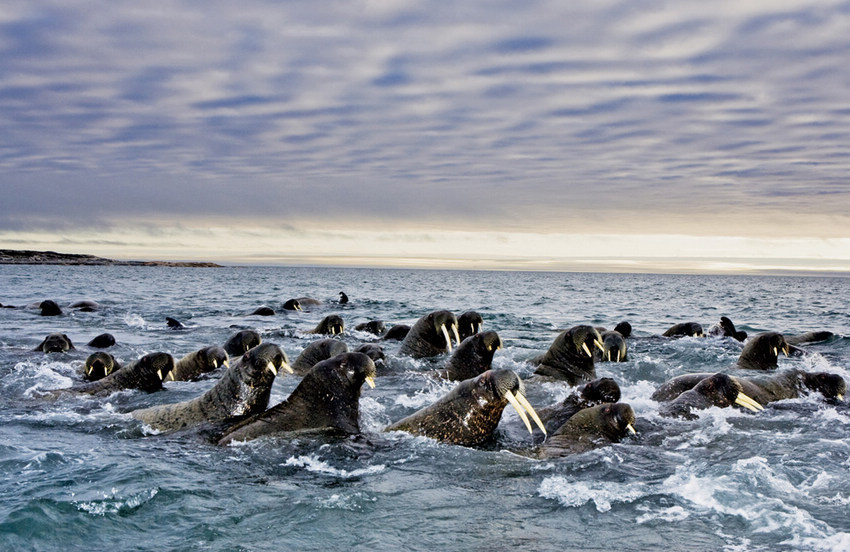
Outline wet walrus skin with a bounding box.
[531,325,605,385]
[167,346,230,382]
[536,403,637,459]
[217,352,376,445]
[398,310,461,359]
[291,338,349,376]
[133,343,290,432]
[385,369,545,447]
[51,352,173,396]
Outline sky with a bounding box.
[2,0,849,273]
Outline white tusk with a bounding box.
[157,369,163,380]
[837,394,844,401]
[626,424,637,435]
[212,359,218,369]
[773,347,778,357]
[616,350,621,363]
[452,325,461,347]
[606,350,611,362]
[440,324,453,352]
[266,361,277,376]
[365,376,376,389]
[166,371,175,382]
[504,390,533,434]
[514,392,546,435]
[223,359,230,368]
[582,343,592,358]
[594,339,605,351]
[735,393,764,412]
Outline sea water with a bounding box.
[0,266,848,551]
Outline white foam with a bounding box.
[74,487,158,516]
[537,475,649,512]
[123,313,147,328]
[283,454,385,478]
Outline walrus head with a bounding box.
[135,352,176,392]
[39,300,62,316]
[240,343,292,382]
[600,331,627,362]
[692,373,764,411]
[613,321,632,338]
[663,322,704,338]
[802,372,846,402]
[282,299,303,311]
[579,377,621,405]
[426,310,461,352]
[737,332,790,370]
[312,314,345,336]
[444,330,503,381]
[596,403,638,442]
[86,333,116,348]
[457,311,484,342]
[84,352,118,381]
[224,329,262,357]
[34,332,74,353]
[534,325,604,384]
[480,369,546,436]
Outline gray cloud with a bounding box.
[1,0,850,237]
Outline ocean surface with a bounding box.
[1,265,848,552]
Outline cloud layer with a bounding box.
[2,1,849,257]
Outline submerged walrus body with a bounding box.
[132,343,289,432]
[51,352,173,396]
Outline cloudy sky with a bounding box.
[2,0,849,272]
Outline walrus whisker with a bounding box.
[514,392,546,435]
[504,390,533,434]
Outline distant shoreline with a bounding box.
[0,249,222,267]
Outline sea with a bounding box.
[1,265,848,552]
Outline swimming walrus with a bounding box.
[167,346,230,381]
[663,322,704,338]
[651,370,845,406]
[708,316,748,342]
[86,333,116,348]
[656,373,764,419]
[381,324,411,341]
[440,330,502,381]
[281,299,303,311]
[385,369,546,447]
[598,330,628,362]
[38,300,62,316]
[530,325,605,385]
[535,377,622,435]
[223,329,262,357]
[535,403,637,459]
[398,310,460,358]
[132,343,291,432]
[306,314,344,336]
[217,352,377,445]
[50,352,174,396]
[457,311,484,343]
[82,352,121,381]
[33,332,74,353]
[291,338,349,376]
[354,320,386,336]
[736,332,790,370]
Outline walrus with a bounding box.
[33,332,74,353]
[354,343,385,365]
[382,324,411,341]
[398,310,460,358]
[440,331,502,381]
[785,331,834,346]
[282,299,303,311]
[249,306,275,316]
[535,378,622,435]
[50,352,173,396]
[223,329,262,357]
[531,325,605,385]
[457,311,484,342]
[291,338,349,376]
[598,330,628,362]
[737,332,790,370]
[167,346,230,381]
[651,370,845,406]
[292,297,322,309]
[385,369,546,447]
[166,317,185,329]
[306,314,344,335]
[217,352,377,445]
[86,333,116,348]
[613,321,632,338]
[69,300,99,312]
[339,292,349,304]
[657,373,764,419]
[132,343,290,432]
[82,352,121,381]
[663,322,704,337]
[39,300,62,316]
[535,403,636,459]
[354,320,386,336]
[708,316,747,342]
